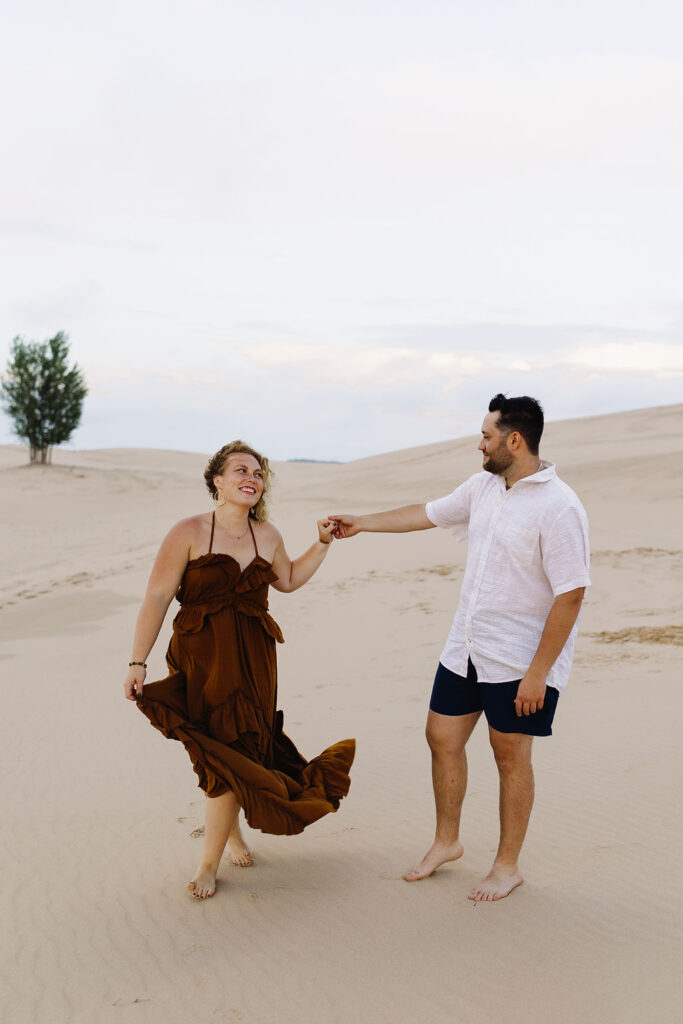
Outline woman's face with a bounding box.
[214,453,264,510]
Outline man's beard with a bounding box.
[483,443,514,475]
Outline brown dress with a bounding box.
[136,514,355,835]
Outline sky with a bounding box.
[1,0,682,461]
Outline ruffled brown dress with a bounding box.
[137,514,355,835]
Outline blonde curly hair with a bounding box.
[204,441,273,523]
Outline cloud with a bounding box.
[234,332,683,394]
[236,342,486,389]
[559,341,683,377]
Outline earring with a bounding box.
[214,490,226,507]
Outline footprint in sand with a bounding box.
[182,943,212,957]
[273,884,319,892]
[66,572,91,585]
[315,826,359,838]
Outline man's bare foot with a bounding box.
[228,827,253,867]
[403,840,464,881]
[468,865,523,901]
[187,863,217,899]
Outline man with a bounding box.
[330,394,590,902]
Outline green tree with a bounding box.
[1,332,88,464]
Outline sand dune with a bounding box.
[1,403,682,1023]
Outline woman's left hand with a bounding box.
[317,519,336,545]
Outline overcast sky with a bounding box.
[1,0,681,461]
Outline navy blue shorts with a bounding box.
[429,658,559,736]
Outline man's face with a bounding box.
[478,412,513,475]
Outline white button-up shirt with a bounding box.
[425,461,590,692]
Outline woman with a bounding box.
[123,441,355,899]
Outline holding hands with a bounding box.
[328,515,360,539]
[317,518,337,544]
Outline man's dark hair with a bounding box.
[488,393,544,454]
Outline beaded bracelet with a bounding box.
[129,660,147,668]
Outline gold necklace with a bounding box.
[215,516,250,541]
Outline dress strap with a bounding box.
[248,517,259,558]
[208,511,216,554]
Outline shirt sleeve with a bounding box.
[542,505,591,597]
[425,476,476,541]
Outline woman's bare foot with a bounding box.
[468,865,523,901]
[228,826,253,867]
[187,863,217,899]
[403,840,464,881]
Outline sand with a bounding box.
[1,403,682,1024]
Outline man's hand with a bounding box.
[514,669,547,716]
[514,588,585,716]
[329,505,433,538]
[329,514,360,539]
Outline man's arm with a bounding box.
[515,587,585,716]
[329,504,434,538]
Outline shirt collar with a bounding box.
[495,459,556,491]
[515,459,556,485]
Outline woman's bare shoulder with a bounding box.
[253,519,283,556]
[162,513,211,552]
[255,519,282,539]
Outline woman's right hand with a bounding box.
[124,665,146,701]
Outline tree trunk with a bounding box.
[29,445,53,464]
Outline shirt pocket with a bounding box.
[504,522,540,567]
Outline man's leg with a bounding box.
[468,727,533,901]
[404,709,481,881]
